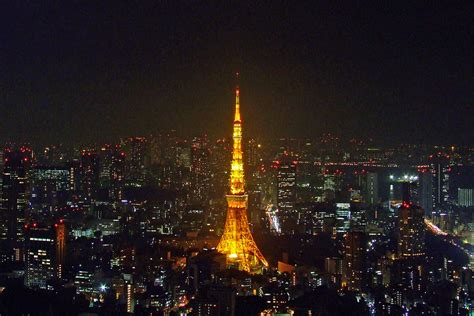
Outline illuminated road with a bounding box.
[424,218,448,236]
[424,218,472,257]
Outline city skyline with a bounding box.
[1,3,474,315]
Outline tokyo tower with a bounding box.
[216,80,268,273]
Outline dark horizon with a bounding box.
[1,2,473,146]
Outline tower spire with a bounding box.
[230,75,244,195]
[217,76,268,272]
[235,86,241,122]
[234,72,240,122]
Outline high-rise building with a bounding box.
[191,135,211,204]
[210,138,231,200]
[110,149,126,201]
[276,155,297,233]
[207,286,236,316]
[30,166,69,210]
[458,188,474,207]
[398,202,425,258]
[418,169,433,216]
[245,138,260,170]
[335,203,351,234]
[364,172,378,205]
[217,82,268,272]
[276,155,296,212]
[98,145,112,189]
[74,270,95,296]
[343,231,367,291]
[55,220,66,279]
[80,151,100,202]
[123,273,135,314]
[24,221,66,289]
[429,152,451,210]
[176,142,192,168]
[128,137,147,186]
[0,146,32,263]
[67,159,80,192]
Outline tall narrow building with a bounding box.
[110,149,126,201]
[217,82,268,273]
[0,146,32,263]
[24,221,66,289]
[276,154,297,234]
[431,153,451,209]
[128,137,147,187]
[398,202,425,258]
[344,230,367,291]
[80,150,100,203]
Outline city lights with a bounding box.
[0,2,472,315]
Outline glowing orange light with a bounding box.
[217,84,268,272]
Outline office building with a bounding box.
[458,188,474,207]
[24,222,65,289]
[398,202,425,258]
[344,231,367,291]
[0,146,32,263]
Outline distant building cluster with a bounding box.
[0,128,474,315]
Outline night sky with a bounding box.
[1,2,473,146]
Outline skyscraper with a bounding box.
[217,82,268,272]
[276,155,297,234]
[458,188,474,207]
[429,152,451,210]
[364,172,378,205]
[80,151,100,203]
[418,169,433,216]
[398,202,425,258]
[344,230,367,291]
[0,146,32,263]
[67,159,80,193]
[24,221,66,289]
[191,135,211,204]
[30,165,69,211]
[110,149,126,201]
[128,137,147,187]
[55,220,66,279]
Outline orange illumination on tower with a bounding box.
[217,80,268,272]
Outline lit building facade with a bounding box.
[191,135,211,204]
[128,137,147,187]
[458,188,474,207]
[344,231,367,291]
[110,149,126,201]
[429,152,451,210]
[80,151,100,202]
[335,203,351,234]
[418,169,433,216]
[30,166,69,210]
[365,172,378,205]
[276,155,297,234]
[0,146,32,263]
[24,222,65,289]
[398,202,425,258]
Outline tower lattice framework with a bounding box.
[216,82,268,272]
